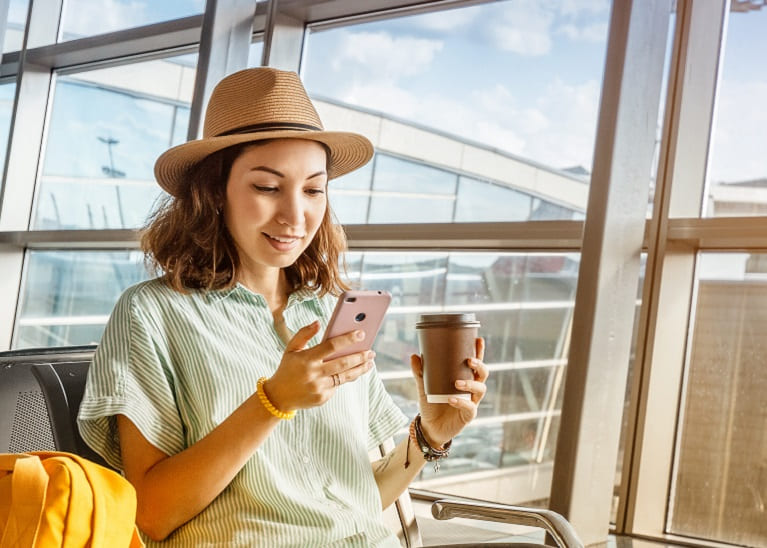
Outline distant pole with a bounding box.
[98,135,126,228]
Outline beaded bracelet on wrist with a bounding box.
[404,414,452,472]
[256,377,296,420]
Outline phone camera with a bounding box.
[354,312,366,322]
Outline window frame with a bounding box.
[1,1,765,547]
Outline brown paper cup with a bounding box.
[416,313,480,404]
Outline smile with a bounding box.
[264,232,304,251]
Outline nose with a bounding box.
[276,189,303,227]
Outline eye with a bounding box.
[305,188,326,196]
[253,185,278,193]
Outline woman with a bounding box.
[78,67,488,547]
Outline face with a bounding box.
[223,139,328,279]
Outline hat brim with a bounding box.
[154,130,374,197]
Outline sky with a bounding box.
[1,0,765,187]
[302,0,611,174]
[300,1,765,185]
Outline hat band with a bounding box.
[218,121,323,137]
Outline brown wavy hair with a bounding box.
[141,141,350,296]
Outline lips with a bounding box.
[263,232,304,251]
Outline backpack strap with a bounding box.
[0,454,48,548]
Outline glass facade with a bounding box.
[303,1,610,189]
[1,1,765,546]
[14,250,147,348]
[669,252,767,545]
[59,0,204,42]
[330,153,581,225]
[2,0,29,52]
[704,7,767,217]
[33,54,196,230]
[356,251,579,502]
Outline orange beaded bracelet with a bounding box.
[256,377,296,420]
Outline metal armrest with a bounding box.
[431,499,583,548]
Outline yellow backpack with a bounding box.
[0,451,143,547]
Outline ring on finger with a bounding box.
[332,373,341,387]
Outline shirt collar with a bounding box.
[204,284,320,309]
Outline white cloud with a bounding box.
[8,0,28,23]
[709,80,767,183]
[338,73,600,172]
[62,0,149,38]
[560,0,611,17]
[525,78,601,169]
[556,22,608,43]
[332,31,443,80]
[480,0,609,55]
[413,5,479,32]
[340,82,420,120]
[486,1,556,56]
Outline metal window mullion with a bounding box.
[0,221,586,251]
[263,3,305,72]
[187,0,258,140]
[547,0,671,545]
[0,15,204,75]
[0,0,63,350]
[622,0,730,538]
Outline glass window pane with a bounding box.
[669,252,767,545]
[248,40,264,67]
[3,0,29,52]
[13,250,149,349]
[33,54,196,230]
[303,1,612,221]
[705,8,767,217]
[356,251,579,506]
[59,0,204,42]
[456,177,533,222]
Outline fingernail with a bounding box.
[366,361,374,370]
[354,330,365,340]
[455,380,466,388]
[449,397,459,404]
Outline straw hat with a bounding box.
[154,67,374,197]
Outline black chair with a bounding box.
[0,345,109,468]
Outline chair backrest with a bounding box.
[31,359,110,468]
[0,345,101,465]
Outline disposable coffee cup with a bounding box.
[416,313,480,404]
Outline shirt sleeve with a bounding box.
[77,283,185,471]
[365,365,409,451]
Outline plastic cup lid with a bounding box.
[415,313,480,328]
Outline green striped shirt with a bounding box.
[78,279,407,547]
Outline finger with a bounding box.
[446,395,478,420]
[475,337,485,361]
[285,321,321,352]
[336,359,374,385]
[455,378,487,403]
[410,354,423,378]
[410,354,426,398]
[311,329,366,361]
[467,357,489,383]
[321,350,375,376]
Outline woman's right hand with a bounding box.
[263,321,375,412]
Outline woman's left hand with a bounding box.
[410,337,488,447]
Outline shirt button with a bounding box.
[302,455,310,463]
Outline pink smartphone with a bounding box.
[321,290,392,361]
